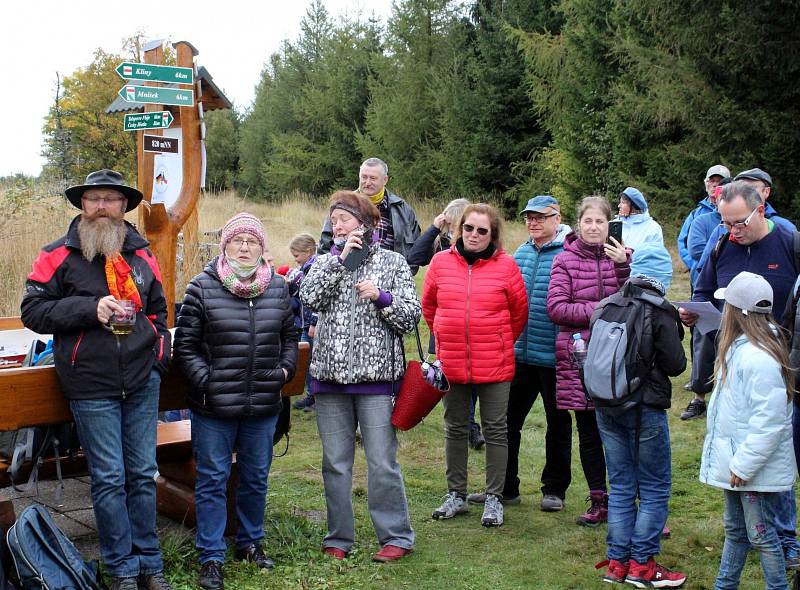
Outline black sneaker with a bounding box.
[468,423,485,450]
[680,399,706,421]
[198,561,224,590]
[138,571,174,590]
[235,543,275,570]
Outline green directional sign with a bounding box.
[116,62,194,84]
[119,85,194,107]
[123,111,174,132]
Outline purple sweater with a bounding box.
[546,232,631,410]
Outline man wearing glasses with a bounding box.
[470,195,573,511]
[21,170,173,590]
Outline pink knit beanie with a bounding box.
[219,213,266,251]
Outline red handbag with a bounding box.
[391,326,449,431]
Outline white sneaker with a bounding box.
[432,491,469,520]
[481,494,504,527]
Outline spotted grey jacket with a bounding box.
[299,245,421,385]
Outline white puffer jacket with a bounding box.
[699,334,796,492]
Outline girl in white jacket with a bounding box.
[700,271,795,590]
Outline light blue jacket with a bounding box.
[617,213,672,291]
[699,334,795,492]
[677,198,715,271]
[512,224,571,368]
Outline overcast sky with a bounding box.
[0,0,394,177]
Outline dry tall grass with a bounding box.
[0,188,529,317]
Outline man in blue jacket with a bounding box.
[693,168,796,279]
[677,164,729,284]
[469,195,572,511]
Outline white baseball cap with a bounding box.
[705,164,731,181]
[714,271,773,315]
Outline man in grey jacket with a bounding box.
[318,158,420,266]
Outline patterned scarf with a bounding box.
[104,254,142,311]
[217,255,272,299]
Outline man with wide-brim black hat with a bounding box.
[21,169,174,590]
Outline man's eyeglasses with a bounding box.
[230,238,261,248]
[82,195,125,204]
[462,224,490,236]
[525,212,558,224]
[720,206,761,231]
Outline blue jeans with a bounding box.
[70,370,162,577]
[596,407,671,563]
[191,412,278,564]
[715,490,788,590]
[315,393,414,552]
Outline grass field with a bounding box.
[0,186,788,588]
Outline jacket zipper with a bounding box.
[71,331,85,366]
[347,267,359,382]
[247,299,255,414]
[465,264,473,382]
[596,254,606,299]
[523,245,542,364]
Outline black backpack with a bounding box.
[582,278,681,416]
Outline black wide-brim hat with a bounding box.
[65,169,144,212]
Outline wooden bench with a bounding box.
[0,316,309,533]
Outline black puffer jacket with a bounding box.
[173,258,299,418]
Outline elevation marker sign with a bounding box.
[116,62,194,84]
[119,85,194,107]
[123,111,174,131]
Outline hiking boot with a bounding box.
[138,571,174,590]
[234,543,275,570]
[198,561,224,590]
[576,490,608,527]
[468,423,485,450]
[110,578,138,590]
[680,398,706,421]
[595,559,628,584]
[625,558,686,588]
[467,492,520,505]
[432,491,469,519]
[540,494,565,512]
[481,494,504,527]
[293,394,314,411]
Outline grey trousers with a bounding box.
[442,381,511,496]
[315,393,415,552]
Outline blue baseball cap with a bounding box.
[520,195,560,215]
[621,187,648,212]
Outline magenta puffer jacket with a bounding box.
[546,232,631,410]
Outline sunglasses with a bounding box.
[462,224,490,236]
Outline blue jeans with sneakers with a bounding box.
[70,370,163,578]
[596,407,671,564]
[191,412,278,564]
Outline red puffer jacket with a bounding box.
[422,246,528,384]
[546,232,631,410]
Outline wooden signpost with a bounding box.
[107,40,232,326]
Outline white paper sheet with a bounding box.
[674,300,722,334]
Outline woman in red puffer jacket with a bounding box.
[547,195,631,528]
[422,203,528,528]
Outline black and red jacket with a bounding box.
[21,215,171,400]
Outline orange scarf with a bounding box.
[104,255,142,311]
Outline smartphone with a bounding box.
[607,220,623,245]
[342,226,373,271]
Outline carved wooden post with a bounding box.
[137,41,202,327]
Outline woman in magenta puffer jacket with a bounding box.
[547,195,631,528]
[422,203,528,528]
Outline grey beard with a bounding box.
[77,216,127,261]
